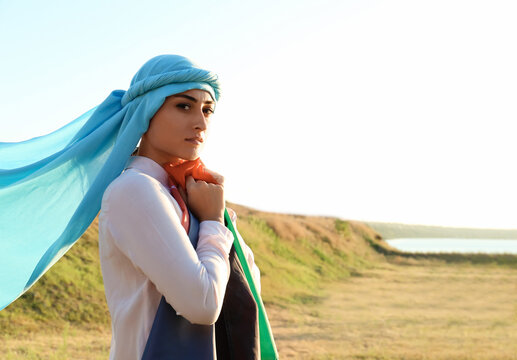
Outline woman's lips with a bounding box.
[185,138,203,145]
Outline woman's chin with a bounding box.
[186,150,202,160]
[176,152,200,162]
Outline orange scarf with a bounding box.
[163,158,217,190]
[162,158,218,232]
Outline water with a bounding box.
[385,238,517,254]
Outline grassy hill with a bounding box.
[0,202,384,336]
[3,204,517,359]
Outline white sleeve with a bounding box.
[103,173,234,325]
[227,207,261,294]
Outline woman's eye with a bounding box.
[177,103,191,110]
[203,107,215,115]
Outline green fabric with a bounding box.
[224,209,279,360]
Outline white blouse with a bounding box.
[98,155,260,360]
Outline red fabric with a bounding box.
[163,158,219,234]
[169,186,190,233]
[163,158,218,191]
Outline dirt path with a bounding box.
[267,261,517,359]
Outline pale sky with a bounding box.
[1,0,516,229]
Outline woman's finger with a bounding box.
[185,175,196,189]
[204,168,225,186]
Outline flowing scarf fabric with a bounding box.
[0,55,220,310]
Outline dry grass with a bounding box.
[268,259,517,359]
[1,326,110,359]
[227,202,384,259]
[2,202,517,359]
[4,260,515,359]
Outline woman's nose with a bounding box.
[194,110,208,131]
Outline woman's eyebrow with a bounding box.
[172,94,214,104]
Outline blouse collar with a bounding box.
[125,155,169,187]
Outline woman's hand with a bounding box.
[185,170,225,224]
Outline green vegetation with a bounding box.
[0,221,110,336]
[229,205,381,307]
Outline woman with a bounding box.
[0,54,271,359]
[99,59,261,358]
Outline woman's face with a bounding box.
[138,89,215,165]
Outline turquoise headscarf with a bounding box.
[0,55,221,310]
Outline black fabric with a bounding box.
[141,212,260,360]
[215,246,260,359]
